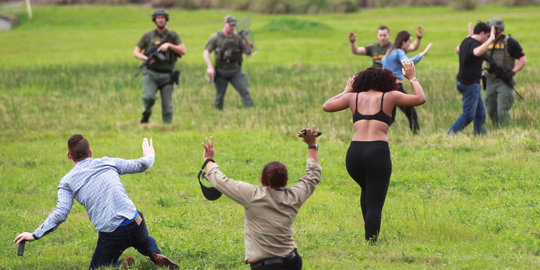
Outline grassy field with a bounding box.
[0,4,539,269]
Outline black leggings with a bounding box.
[396,83,420,133]
[346,141,392,242]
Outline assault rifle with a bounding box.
[135,34,174,77]
[484,53,523,100]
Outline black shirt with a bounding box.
[457,37,484,85]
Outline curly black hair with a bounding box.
[351,67,397,92]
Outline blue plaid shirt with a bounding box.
[32,156,155,239]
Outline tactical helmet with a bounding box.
[487,17,505,30]
[152,9,169,22]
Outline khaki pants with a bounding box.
[142,69,174,123]
[214,66,254,110]
[485,77,514,126]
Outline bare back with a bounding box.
[349,90,397,142]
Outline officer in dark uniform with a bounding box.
[484,17,527,126]
[203,15,254,110]
[134,9,186,124]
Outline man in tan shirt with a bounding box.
[201,126,321,270]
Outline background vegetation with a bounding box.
[8,0,540,13]
[0,4,539,269]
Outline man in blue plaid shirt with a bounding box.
[13,135,179,269]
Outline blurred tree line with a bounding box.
[19,0,540,12]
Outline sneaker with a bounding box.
[152,253,179,269]
[120,257,135,270]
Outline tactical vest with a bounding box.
[214,31,243,68]
[146,30,178,67]
[485,35,515,73]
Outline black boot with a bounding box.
[140,112,151,124]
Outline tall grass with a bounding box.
[0,5,539,269]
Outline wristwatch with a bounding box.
[308,144,318,150]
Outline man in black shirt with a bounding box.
[448,22,495,135]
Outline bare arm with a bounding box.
[473,26,496,57]
[392,60,426,107]
[203,49,215,79]
[512,55,526,73]
[322,77,354,112]
[243,38,252,56]
[349,32,367,55]
[298,125,320,163]
[406,25,423,52]
[159,42,186,56]
[133,46,147,61]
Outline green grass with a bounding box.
[0,4,539,269]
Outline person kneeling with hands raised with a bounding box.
[201,126,322,270]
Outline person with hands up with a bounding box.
[381,30,432,133]
[14,135,178,270]
[449,22,495,136]
[322,62,425,243]
[200,127,322,270]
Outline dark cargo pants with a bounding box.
[214,66,254,110]
[142,69,174,123]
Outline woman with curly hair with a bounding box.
[322,61,425,243]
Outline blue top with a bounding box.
[381,48,423,80]
[353,92,394,126]
[32,156,154,238]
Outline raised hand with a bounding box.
[202,136,214,160]
[142,138,155,157]
[401,60,416,80]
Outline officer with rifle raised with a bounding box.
[134,9,186,124]
[484,17,527,126]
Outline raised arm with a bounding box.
[322,77,354,112]
[290,125,322,205]
[202,136,257,206]
[113,138,155,175]
[349,32,367,55]
[473,26,496,57]
[390,60,426,107]
[406,25,423,52]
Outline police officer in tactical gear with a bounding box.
[134,9,186,124]
[484,17,527,126]
[203,15,254,110]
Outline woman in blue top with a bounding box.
[382,31,432,134]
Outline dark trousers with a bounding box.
[396,83,420,133]
[250,250,302,270]
[346,141,392,242]
[89,212,161,269]
[214,66,254,110]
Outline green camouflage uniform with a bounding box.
[137,29,181,123]
[205,30,254,110]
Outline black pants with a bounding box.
[250,250,302,270]
[346,141,392,242]
[396,83,420,133]
[89,212,161,269]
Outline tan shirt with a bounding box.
[204,158,322,261]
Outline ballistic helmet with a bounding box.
[152,9,169,22]
[487,17,505,30]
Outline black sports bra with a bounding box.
[352,92,395,126]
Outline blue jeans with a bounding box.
[448,82,486,136]
[89,211,161,269]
